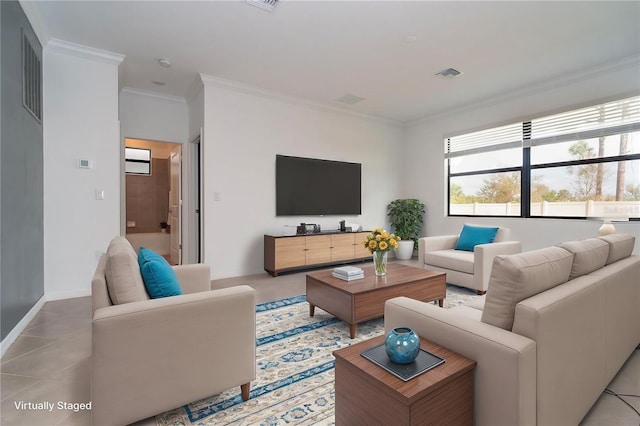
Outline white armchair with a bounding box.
[91,237,256,425]
[418,225,521,294]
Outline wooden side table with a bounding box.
[333,335,476,425]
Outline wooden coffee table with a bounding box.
[333,335,476,425]
[306,263,445,338]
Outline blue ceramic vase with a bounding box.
[384,327,420,364]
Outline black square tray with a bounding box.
[361,344,445,381]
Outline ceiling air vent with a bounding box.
[436,68,463,79]
[246,0,279,12]
[336,93,365,105]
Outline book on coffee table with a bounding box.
[333,266,364,277]
[332,272,364,281]
[361,344,445,381]
[332,266,364,281]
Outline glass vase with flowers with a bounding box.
[362,228,400,276]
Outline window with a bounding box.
[125,148,151,175]
[447,122,523,217]
[446,95,640,220]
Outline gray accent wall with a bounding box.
[1,0,44,341]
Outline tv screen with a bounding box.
[276,155,361,216]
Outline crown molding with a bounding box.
[46,39,125,66]
[120,87,187,105]
[406,54,640,128]
[199,73,403,128]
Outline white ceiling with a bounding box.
[27,1,640,123]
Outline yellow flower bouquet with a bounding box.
[362,227,400,253]
[362,228,400,275]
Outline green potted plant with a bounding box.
[387,199,426,260]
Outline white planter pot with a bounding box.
[598,221,616,236]
[395,240,414,260]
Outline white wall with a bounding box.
[118,89,194,261]
[404,57,640,252]
[202,79,405,279]
[187,78,204,143]
[43,40,123,299]
[119,88,188,144]
[38,40,640,294]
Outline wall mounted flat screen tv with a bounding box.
[276,155,361,216]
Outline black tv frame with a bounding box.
[276,155,362,216]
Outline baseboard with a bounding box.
[46,289,92,301]
[0,295,46,359]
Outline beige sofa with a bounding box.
[91,237,256,426]
[418,225,521,294]
[386,233,639,426]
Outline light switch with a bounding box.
[95,188,105,200]
[214,192,221,201]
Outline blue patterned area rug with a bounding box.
[156,287,477,426]
[155,295,384,426]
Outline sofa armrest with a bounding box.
[473,241,522,291]
[385,297,536,426]
[172,263,211,294]
[418,235,459,263]
[92,285,255,426]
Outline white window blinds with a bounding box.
[446,122,522,158]
[530,96,640,147]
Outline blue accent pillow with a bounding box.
[455,225,499,252]
[138,247,182,298]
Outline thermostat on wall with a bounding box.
[77,159,93,169]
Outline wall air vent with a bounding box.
[246,0,279,12]
[22,31,42,122]
[436,68,463,79]
[336,93,366,105]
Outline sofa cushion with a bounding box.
[481,246,573,330]
[558,238,609,279]
[455,224,499,251]
[425,249,475,274]
[598,233,635,265]
[104,237,149,305]
[138,247,182,299]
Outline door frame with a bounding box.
[191,132,204,263]
[169,149,182,264]
[121,137,187,263]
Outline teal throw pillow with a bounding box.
[455,225,499,252]
[138,247,182,298]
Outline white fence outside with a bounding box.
[451,200,640,218]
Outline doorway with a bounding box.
[124,138,182,265]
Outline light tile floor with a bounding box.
[1,260,639,425]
